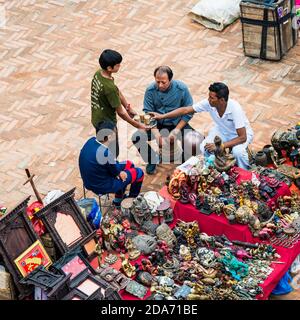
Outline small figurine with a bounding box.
[156,240,170,258]
[120,253,136,278]
[179,245,192,261]
[95,242,103,267]
[149,248,167,265]
[156,223,177,249]
[104,253,118,265]
[141,258,158,276]
[179,182,190,204]
[125,237,141,260]
[135,270,157,287]
[131,194,152,225]
[214,136,236,172]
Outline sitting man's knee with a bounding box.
[232,145,246,158]
[136,168,144,182]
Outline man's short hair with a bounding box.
[96,121,117,142]
[99,49,122,70]
[209,82,229,102]
[154,66,173,81]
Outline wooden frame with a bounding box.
[79,230,98,261]
[0,196,42,298]
[36,188,93,256]
[62,288,88,300]
[69,269,110,300]
[50,246,95,277]
[14,240,52,277]
[47,273,72,300]
[20,265,64,290]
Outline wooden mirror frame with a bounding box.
[36,188,93,256]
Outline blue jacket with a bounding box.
[143,80,193,126]
[79,137,121,194]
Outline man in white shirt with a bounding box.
[150,82,253,169]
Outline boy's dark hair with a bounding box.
[209,82,229,102]
[99,49,122,70]
[96,121,117,142]
[154,66,173,81]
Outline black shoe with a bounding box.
[146,163,157,175]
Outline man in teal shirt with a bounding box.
[132,66,194,174]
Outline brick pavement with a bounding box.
[0,0,300,300]
[0,0,299,210]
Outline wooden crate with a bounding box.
[240,0,298,60]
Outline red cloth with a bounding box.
[90,167,298,300]
[161,167,298,299]
[124,160,133,170]
[174,201,255,242]
[257,243,300,300]
[173,201,300,299]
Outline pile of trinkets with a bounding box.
[166,156,300,242]
[125,220,280,300]
[96,205,280,300]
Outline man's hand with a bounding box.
[137,123,151,131]
[119,171,127,181]
[126,104,137,118]
[148,112,164,121]
[204,143,216,153]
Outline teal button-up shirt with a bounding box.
[143,80,193,127]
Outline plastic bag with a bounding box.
[190,0,241,31]
[43,190,64,205]
[271,270,293,295]
[77,198,102,229]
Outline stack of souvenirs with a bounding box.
[1,124,299,300]
[98,216,280,300]
[0,185,286,300]
[165,125,300,245]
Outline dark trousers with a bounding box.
[131,123,194,164]
[112,161,144,199]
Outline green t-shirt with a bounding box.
[91,70,121,128]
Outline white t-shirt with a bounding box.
[193,98,253,141]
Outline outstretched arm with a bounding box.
[116,105,148,130]
[119,90,137,116]
[149,106,195,121]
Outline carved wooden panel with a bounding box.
[20,266,64,290]
[36,188,93,255]
[0,196,41,298]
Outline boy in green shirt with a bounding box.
[91,49,147,157]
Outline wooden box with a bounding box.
[240,0,298,60]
